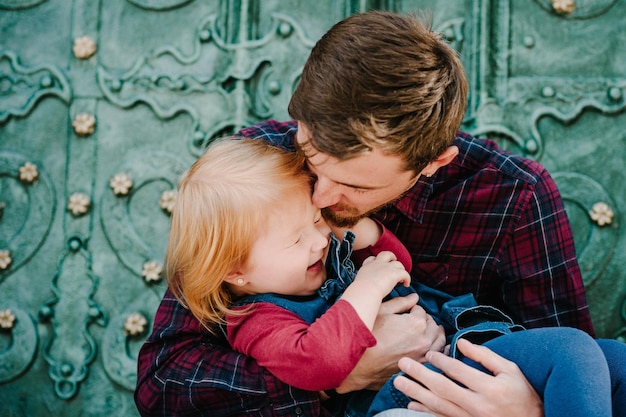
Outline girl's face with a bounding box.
[235,189,331,296]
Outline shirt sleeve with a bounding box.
[352,220,413,272]
[227,300,376,391]
[235,119,298,150]
[497,166,595,335]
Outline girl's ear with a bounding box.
[224,271,245,286]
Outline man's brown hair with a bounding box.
[288,11,468,173]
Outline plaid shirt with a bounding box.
[135,120,594,416]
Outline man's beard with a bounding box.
[320,176,418,228]
[321,199,395,228]
[321,207,366,228]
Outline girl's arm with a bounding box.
[227,300,376,391]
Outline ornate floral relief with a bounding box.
[18,162,39,183]
[141,260,162,283]
[534,0,618,18]
[97,12,316,157]
[102,291,161,391]
[109,173,133,196]
[100,151,190,280]
[0,51,71,124]
[551,0,576,14]
[0,250,12,270]
[0,309,15,329]
[159,190,176,214]
[0,152,55,281]
[72,113,96,136]
[67,192,91,216]
[589,202,615,226]
[72,36,97,60]
[124,313,148,336]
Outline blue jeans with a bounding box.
[368,327,626,417]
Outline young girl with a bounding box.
[163,138,625,417]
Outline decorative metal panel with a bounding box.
[0,0,624,415]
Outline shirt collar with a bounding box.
[391,175,434,224]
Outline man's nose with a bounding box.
[312,177,340,208]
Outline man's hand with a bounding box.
[336,293,446,393]
[393,338,544,417]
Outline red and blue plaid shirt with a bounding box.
[135,120,594,416]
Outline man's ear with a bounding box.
[421,146,459,177]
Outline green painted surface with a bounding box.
[0,0,624,415]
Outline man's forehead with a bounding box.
[295,126,327,161]
[295,123,311,147]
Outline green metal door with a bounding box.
[1,0,624,415]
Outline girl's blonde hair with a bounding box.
[166,139,311,332]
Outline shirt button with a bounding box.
[295,407,303,415]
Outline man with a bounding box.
[135,11,593,417]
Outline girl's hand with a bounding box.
[357,251,411,296]
[340,251,412,330]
